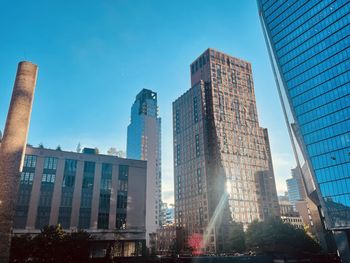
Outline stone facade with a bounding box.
[12,146,147,258]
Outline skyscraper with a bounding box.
[173,48,279,252]
[127,89,162,247]
[258,0,350,260]
[286,167,307,209]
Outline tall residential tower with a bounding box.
[258,0,350,260]
[173,49,279,252]
[127,89,161,247]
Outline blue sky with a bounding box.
[0,0,295,204]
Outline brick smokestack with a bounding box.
[0,61,38,263]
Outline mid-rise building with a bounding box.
[173,48,280,252]
[12,145,147,258]
[258,1,350,260]
[127,89,162,246]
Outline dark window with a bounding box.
[97,212,109,229]
[118,165,128,180]
[117,191,127,209]
[116,213,126,229]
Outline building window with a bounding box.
[44,157,57,170]
[35,206,51,229]
[62,159,77,187]
[195,134,200,157]
[116,213,126,229]
[175,109,180,134]
[23,155,37,168]
[176,145,181,166]
[101,163,112,190]
[58,207,72,229]
[82,161,95,189]
[98,212,109,229]
[78,208,91,229]
[20,172,34,185]
[117,191,127,209]
[42,173,55,184]
[193,97,199,123]
[119,165,129,180]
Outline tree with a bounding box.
[31,225,67,262]
[10,225,93,263]
[223,221,246,253]
[245,218,321,256]
[9,234,33,263]
[56,145,62,151]
[107,147,118,156]
[76,142,82,153]
[38,143,44,148]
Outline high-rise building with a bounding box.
[10,145,147,258]
[286,167,306,209]
[127,89,162,246]
[258,1,350,260]
[173,48,280,252]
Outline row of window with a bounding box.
[291,71,349,107]
[281,28,350,78]
[320,178,350,199]
[285,38,350,83]
[301,103,350,135]
[295,83,349,117]
[287,47,349,89]
[307,131,349,157]
[278,10,350,66]
[303,117,349,145]
[273,0,340,47]
[276,3,350,58]
[316,162,349,184]
[290,58,349,98]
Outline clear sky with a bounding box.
[0,0,296,204]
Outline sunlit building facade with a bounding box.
[173,48,279,252]
[258,0,350,260]
[12,145,147,258]
[127,89,162,246]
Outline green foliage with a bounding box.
[245,218,321,256]
[223,221,246,253]
[10,225,93,263]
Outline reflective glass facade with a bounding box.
[126,89,162,245]
[258,0,350,229]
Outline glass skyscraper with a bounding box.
[127,89,162,247]
[258,0,350,259]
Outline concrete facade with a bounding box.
[12,146,147,258]
[0,61,38,263]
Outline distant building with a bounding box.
[286,167,307,209]
[156,226,185,255]
[281,215,304,230]
[173,48,279,253]
[12,145,147,258]
[278,200,295,216]
[160,203,175,227]
[127,89,162,246]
